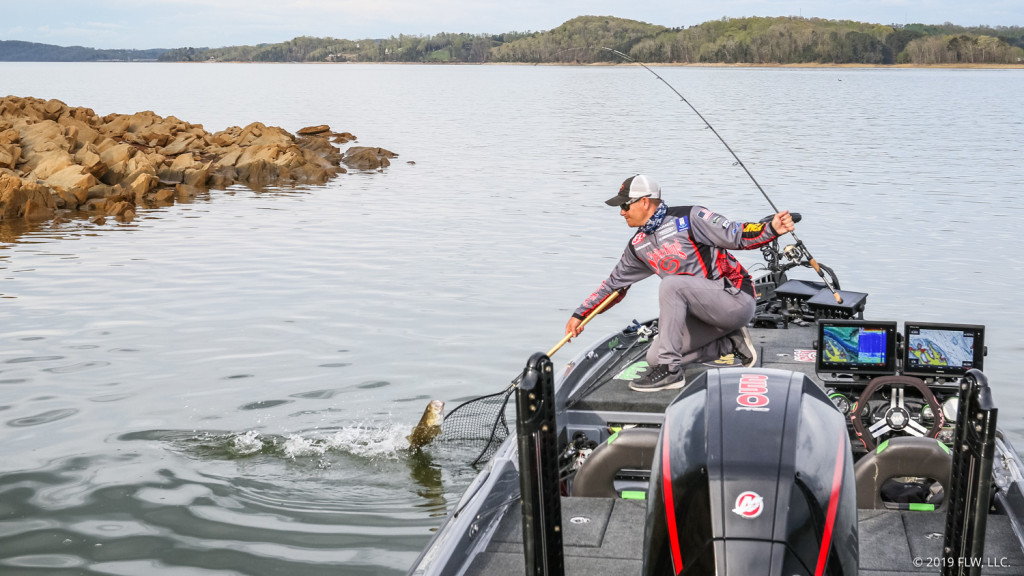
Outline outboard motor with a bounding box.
[644,368,857,576]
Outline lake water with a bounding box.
[1,63,1023,575]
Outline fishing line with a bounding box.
[598,47,843,303]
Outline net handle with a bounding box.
[546,289,621,357]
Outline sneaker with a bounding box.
[702,353,742,368]
[630,363,685,392]
[729,328,758,368]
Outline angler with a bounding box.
[564,174,795,391]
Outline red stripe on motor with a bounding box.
[662,420,683,574]
[815,435,846,576]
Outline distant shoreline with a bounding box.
[6,58,1015,69]
[75,60,1023,69]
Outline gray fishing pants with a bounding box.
[645,274,756,368]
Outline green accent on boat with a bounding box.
[621,490,646,500]
[876,439,890,454]
[616,361,650,381]
[937,439,952,454]
[606,431,620,445]
[909,503,935,511]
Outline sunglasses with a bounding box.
[619,195,650,211]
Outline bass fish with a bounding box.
[407,399,444,449]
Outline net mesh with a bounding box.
[439,384,516,466]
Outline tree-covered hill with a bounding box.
[0,40,166,61]
[159,16,1024,65]
[4,16,1023,65]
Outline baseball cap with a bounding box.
[605,174,661,206]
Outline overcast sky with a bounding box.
[3,0,1023,50]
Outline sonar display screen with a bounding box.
[816,320,898,376]
[904,323,984,376]
[824,327,887,364]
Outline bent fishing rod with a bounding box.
[599,47,843,304]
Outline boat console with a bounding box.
[815,319,986,453]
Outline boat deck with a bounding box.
[463,498,1024,575]
[457,323,1024,575]
[567,324,821,416]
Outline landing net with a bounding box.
[439,384,516,466]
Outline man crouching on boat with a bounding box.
[565,174,795,392]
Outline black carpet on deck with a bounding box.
[568,325,822,415]
[463,500,1024,575]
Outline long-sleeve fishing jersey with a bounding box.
[572,205,780,319]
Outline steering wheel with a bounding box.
[850,375,944,451]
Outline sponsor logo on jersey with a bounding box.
[631,232,646,245]
[733,491,764,519]
[676,216,689,232]
[657,226,678,239]
[643,239,689,274]
[743,223,766,233]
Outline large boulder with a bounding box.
[343,146,397,171]
[58,116,101,152]
[297,125,331,136]
[31,152,75,181]
[46,165,97,207]
[157,152,197,183]
[74,144,106,178]
[0,128,22,170]
[0,172,57,221]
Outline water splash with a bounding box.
[231,430,268,455]
[178,419,417,463]
[281,421,410,460]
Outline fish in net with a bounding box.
[439,383,516,466]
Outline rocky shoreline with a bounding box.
[0,95,396,225]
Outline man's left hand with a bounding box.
[771,210,795,235]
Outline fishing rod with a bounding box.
[599,47,843,304]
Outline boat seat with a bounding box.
[853,436,952,510]
[572,428,660,498]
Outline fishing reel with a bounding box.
[757,213,841,292]
[782,242,810,266]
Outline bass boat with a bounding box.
[408,218,1024,576]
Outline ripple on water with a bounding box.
[2,554,86,569]
[88,393,134,403]
[7,409,78,427]
[43,361,111,374]
[239,400,292,411]
[4,356,64,364]
[289,388,344,400]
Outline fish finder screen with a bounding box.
[904,322,984,377]
[816,320,898,376]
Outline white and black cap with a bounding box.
[605,174,661,206]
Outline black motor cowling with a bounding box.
[643,368,857,576]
